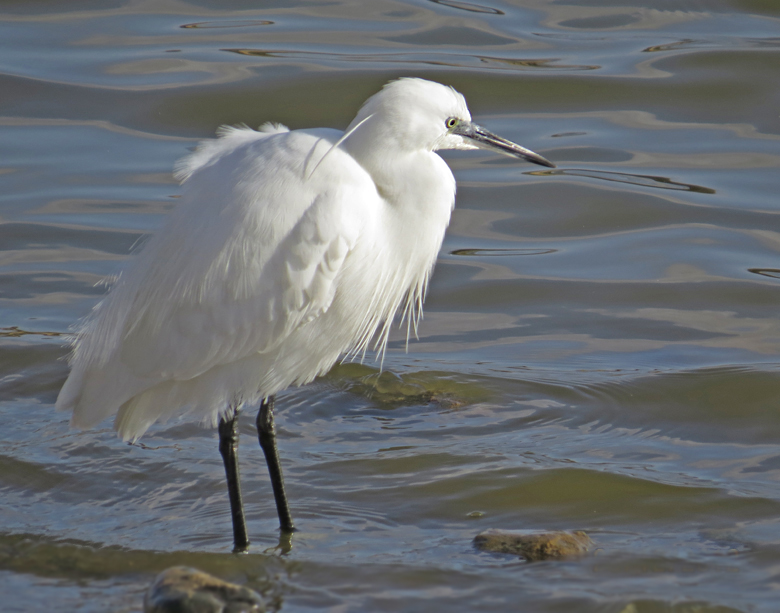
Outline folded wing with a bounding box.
[57,125,370,437]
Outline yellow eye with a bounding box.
[446,117,459,129]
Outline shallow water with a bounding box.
[2,0,780,611]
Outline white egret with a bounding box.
[56,77,554,552]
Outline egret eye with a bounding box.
[446,117,459,130]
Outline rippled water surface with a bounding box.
[2,0,780,611]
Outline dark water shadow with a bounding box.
[428,0,505,15]
[644,37,780,53]
[0,327,63,338]
[450,248,557,257]
[748,268,780,280]
[221,48,598,71]
[536,168,716,194]
[0,531,289,581]
[181,20,274,29]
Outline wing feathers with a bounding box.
[60,126,368,437]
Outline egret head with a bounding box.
[346,78,555,168]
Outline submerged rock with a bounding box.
[144,566,264,613]
[324,363,491,408]
[473,529,592,561]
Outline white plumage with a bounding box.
[58,77,554,440]
[57,79,473,439]
[56,77,555,546]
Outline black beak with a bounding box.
[453,121,555,168]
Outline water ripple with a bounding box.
[644,37,780,52]
[223,48,598,71]
[450,248,557,257]
[180,20,274,29]
[748,268,780,280]
[429,0,504,15]
[552,168,716,193]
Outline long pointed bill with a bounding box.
[454,122,556,168]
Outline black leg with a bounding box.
[218,408,250,553]
[256,396,295,532]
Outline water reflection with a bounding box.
[181,20,274,29]
[223,48,598,71]
[552,168,716,193]
[644,37,780,52]
[0,327,62,338]
[476,56,599,70]
[748,268,780,280]
[450,248,557,257]
[428,0,504,16]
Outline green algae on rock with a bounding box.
[473,530,592,562]
[144,566,264,613]
[324,363,492,409]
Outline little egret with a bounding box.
[56,77,554,552]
